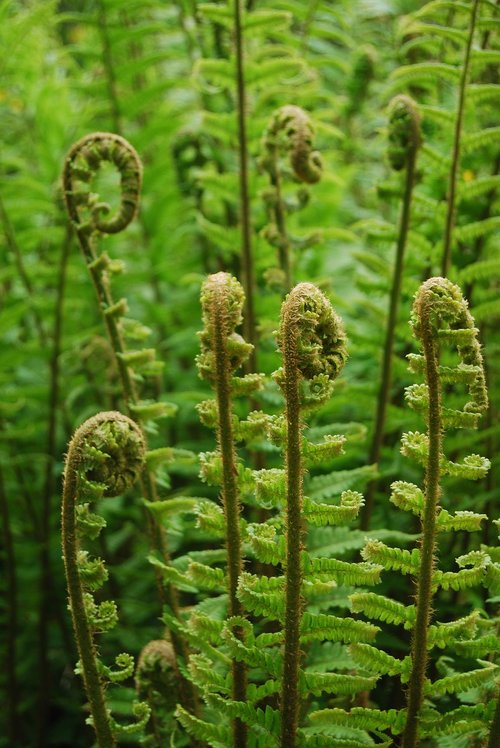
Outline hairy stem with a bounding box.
[280,305,304,748]
[401,295,442,748]
[204,275,248,747]
[62,434,117,748]
[63,134,198,719]
[233,0,257,371]
[441,0,480,276]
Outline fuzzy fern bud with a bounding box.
[387,95,421,171]
[262,105,323,184]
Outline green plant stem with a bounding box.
[97,0,123,135]
[441,0,480,277]
[281,313,304,748]
[361,149,417,530]
[233,0,257,372]
[36,225,73,748]
[211,294,247,748]
[269,153,292,291]
[401,300,442,748]
[61,451,116,748]
[63,159,199,722]
[0,465,20,747]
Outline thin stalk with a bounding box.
[0,465,20,747]
[361,149,418,530]
[36,225,73,748]
[61,449,116,748]
[401,299,442,748]
[280,310,303,748]
[233,0,257,372]
[63,135,199,720]
[441,0,480,276]
[97,0,123,135]
[211,290,247,748]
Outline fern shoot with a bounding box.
[401,277,489,748]
[276,283,347,748]
[361,94,421,530]
[62,132,198,717]
[197,272,253,747]
[61,412,149,747]
[260,105,323,291]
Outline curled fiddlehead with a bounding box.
[387,94,421,172]
[400,277,489,748]
[262,105,323,185]
[62,412,148,748]
[63,132,142,239]
[260,107,323,291]
[276,283,347,748]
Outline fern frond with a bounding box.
[350,592,415,630]
[350,644,411,681]
[361,540,420,576]
[427,611,480,649]
[303,491,364,526]
[300,613,379,644]
[301,671,377,697]
[309,705,405,734]
[425,662,498,696]
[175,705,228,747]
[303,556,382,586]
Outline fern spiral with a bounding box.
[277,283,347,748]
[62,412,148,748]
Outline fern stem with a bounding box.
[401,288,442,748]
[61,425,117,748]
[361,97,420,530]
[37,225,73,748]
[63,134,199,720]
[441,0,480,276]
[280,300,304,748]
[205,275,247,747]
[97,0,123,135]
[233,0,257,372]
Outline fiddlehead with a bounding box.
[361,94,422,530]
[276,283,347,748]
[400,277,488,748]
[261,106,323,291]
[197,272,252,747]
[63,132,141,239]
[62,135,200,721]
[387,94,421,172]
[62,412,148,748]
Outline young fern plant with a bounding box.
[62,132,198,716]
[260,106,323,292]
[61,411,151,747]
[361,94,421,530]
[196,272,255,747]
[276,282,348,747]
[341,278,496,746]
